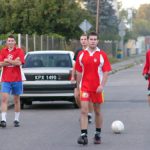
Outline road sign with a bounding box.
[79,19,92,33]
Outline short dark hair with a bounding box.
[88,32,98,39]
[8,35,15,39]
[80,33,87,37]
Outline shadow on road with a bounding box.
[23,101,77,110]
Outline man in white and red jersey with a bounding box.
[75,32,111,145]
[143,49,150,105]
[0,35,25,128]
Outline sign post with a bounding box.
[118,20,126,58]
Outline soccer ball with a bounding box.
[111,120,124,134]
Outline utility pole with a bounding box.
[96,0,100,34]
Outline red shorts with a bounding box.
[80,90,104,104]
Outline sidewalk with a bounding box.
[110,54,145,74]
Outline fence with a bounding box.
[0,34,119,57]
[18,34,67,53]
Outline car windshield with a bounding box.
[23,53,72,68]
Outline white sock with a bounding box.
[88,113,92,117]
[15,112,20,121]
[1,112,7,122]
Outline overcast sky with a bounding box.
[118,0,150,9]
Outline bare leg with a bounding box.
[88,101,93,123]
[93,103,102,129]
[1,93,9,112]
[80,101,89,129]
[1,93,9,122]
[74,88,80,108]
[14,95,21,124]
[14,95,20,112]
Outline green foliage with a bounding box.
[136,4,150,20]
[47,33,65,39]
[133,19,150,36]
[0,0,94,39]
[132,4,150,37]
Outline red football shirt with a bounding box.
[0,47,25,82]
[143,49,150,75]
[75,49,111,92]
[143,49,150,87]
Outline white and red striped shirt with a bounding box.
[0,47,25,82]
[75,48,111,92]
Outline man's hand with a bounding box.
[71,76,75,82]
[144,74,149,80]
[96,85,103,93]
[74,88,80,99]
[4,58,10,63]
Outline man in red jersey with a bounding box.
[0,35,25,128]
[143,49,150,105]
[75,32,111,145]
[71,34,94,123]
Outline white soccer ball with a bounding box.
[111,120,124,134]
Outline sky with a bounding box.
[118,0,150,9]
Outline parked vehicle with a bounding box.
[21,50,77,109]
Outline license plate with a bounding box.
[34,75,57,80]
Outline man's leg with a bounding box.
[74,88,80,108]
[77,101,89,145]
[13,95,21,127]
[1,93,9,113]
[93,103,102,144]
[1,93,9,127]
[88,101,93,123]
[12,82,23,127]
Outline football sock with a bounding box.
[81,129,88,136]
[1,112,6,122]
[96,128,101,134]
[15,112,20,121]
[88,113,92,117]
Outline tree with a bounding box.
[132,4,150,37]
[0,0,94,39]
[85,0,119,40]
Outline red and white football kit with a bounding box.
[0,47,25,82]
[75,48,111,103]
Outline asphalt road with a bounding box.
[0,64,150,150]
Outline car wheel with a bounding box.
[74,102,79,109]
[21,102,24,109]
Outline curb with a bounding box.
[110,55,144,75]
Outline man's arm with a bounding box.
[71,63,76,81]
[0,61,10,67]
[76,71,82,90]
[4,57,22,66]
[96,72,108,93]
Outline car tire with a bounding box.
[21,102,24,109]
[74,102,79,109]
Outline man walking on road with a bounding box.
[0,35,25,128]
[71,34,93,123]
[75,32,111,145]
